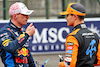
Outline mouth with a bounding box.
[25,19,28,22]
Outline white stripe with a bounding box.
[0,18,100,23]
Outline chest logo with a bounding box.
[17,47,29,56]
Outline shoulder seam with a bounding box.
[68,29,80,35]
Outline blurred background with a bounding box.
[0,0,100,67]
[1,0,100,20]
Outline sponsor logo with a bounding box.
[66,50,73,54]
[82,33,94,36]
[66,54,72,57]
[18,37,25,43]
[67,46,73,50]
[17,47,29,56]
[15,57,28,64]
[1,35,9,41]
[30,26,70,53]
[32,27,70,43]
[64,57,72,62]
[81,24,87,28]
[0,33,8,37]
[67,43,74,46]
[32,44,65,51]
[17,34,25,40]
[2,39,11,46]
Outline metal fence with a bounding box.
[1,0,100,20]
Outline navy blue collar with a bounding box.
[9,20,22,31]
[72,23,87,31]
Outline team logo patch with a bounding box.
[67,42,74,46]
[18,37,25,43]
[17,47,29,56]
[81,24,87,28]
[0,33,8,37]
[67,46,73,50]
[2,39,11,46]
[17,34,25,40]
[1,35,9,41]
[64,57,72,62]
[66,54,72,57]
[15,57,28,64]
[66,50,73,54]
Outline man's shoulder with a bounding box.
[0,24,10,33]
[68,29,80,36]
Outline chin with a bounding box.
[67,24,70,26]
[23,23,27,25]
[24,23,27,25]
[24,22,27,25]
[67,24,73,27]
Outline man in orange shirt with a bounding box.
[58,3,99,67]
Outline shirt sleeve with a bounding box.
[0,30,29,53]
[61,35,79,67]
[97,40,100,65]
[60,61,66,67]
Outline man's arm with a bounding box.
[0,30,29,53]
[0,23,35,53]
[59,36,79,67]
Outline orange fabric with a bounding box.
[61,35,79,67]
[66,36,79,67]
[97,41,100,65]
[60,61,66,67]
[68,29,80,36]
[94,64,99,66]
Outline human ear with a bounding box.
[13,14,16,19]
[74,14,78,20]
[13,14,19,19]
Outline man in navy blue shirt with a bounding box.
[0,2,36,67]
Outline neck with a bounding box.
[73,20,84,27]
[11,19,22,27]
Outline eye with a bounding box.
[66,14,69,17]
